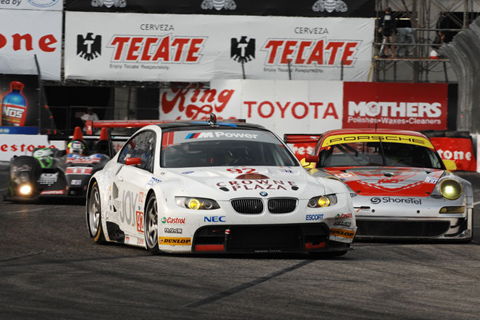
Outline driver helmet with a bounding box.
[67,140,86,155]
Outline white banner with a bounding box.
[0,135,61,161]
[0,10,62,80]
[159,80,343,139]
[0,0,62,10]
[65,12,374,82]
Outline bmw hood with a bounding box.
[325,167,446,197]
[164,166,327,198]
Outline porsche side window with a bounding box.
[118,131,156,172]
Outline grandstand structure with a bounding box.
[374,0,480,83]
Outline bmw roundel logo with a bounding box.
[259,191,268,197]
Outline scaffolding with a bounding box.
[373,0,480,83]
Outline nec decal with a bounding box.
[204,216,226,223]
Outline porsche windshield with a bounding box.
[161,129,299,168]
[318,141,444,169]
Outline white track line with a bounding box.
[4,206,67,215]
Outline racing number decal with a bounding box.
[136,211,144,233]
[121,190,138,225]
[227,168,257,174]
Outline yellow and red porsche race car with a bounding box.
[286,128,474,242]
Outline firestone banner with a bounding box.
[159,80,343,139]
[64,12,374,82]
[65,0,374,17]
[430,137,476,171]
[343,82,448,131]
[0,10,62,81]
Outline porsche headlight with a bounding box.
[176,197,220,210]
[439,179,463,200]
[308,194,337,208]
[19,184,32,195]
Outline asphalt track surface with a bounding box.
[1,162,480,320]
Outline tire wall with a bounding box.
[442,17,480,134]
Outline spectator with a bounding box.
[80,107,100,133]
[378,7,397,58]
[125,108,136,120]
[431,31,446,58]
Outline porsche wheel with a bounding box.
[87,181,105,244]
[145,194,160,254]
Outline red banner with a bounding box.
[343,82,448,131]
[430,137,476,171]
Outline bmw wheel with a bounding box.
[87,181,105,244]
[145,194,160,254]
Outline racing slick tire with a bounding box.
[87,181,106,244]
[145,193,160,255]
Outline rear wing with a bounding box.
[283,133,323,144]
[85,118,247,135]
[85,120,173,135]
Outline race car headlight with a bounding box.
[176,197,220,210]
[308,195,337,208]
[19,184,32,195]
[439,179,463,200]
[439,206,465,214]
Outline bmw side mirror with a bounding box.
[125,157,142,166]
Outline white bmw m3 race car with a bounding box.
[86,116,356,256]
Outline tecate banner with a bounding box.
[64,12,374,82]
[0,10,62,81]
[343,82,448,131]
[159,80,343,139]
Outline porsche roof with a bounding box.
[320,128,429,139]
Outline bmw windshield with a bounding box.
[161,129,299,168]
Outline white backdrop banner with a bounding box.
[159,80,343,139]
[0,135,62,161]
[65,12,374,82]
[0,10,62,80]
[0,0,62,10]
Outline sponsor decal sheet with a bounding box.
[65,12,374,81]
